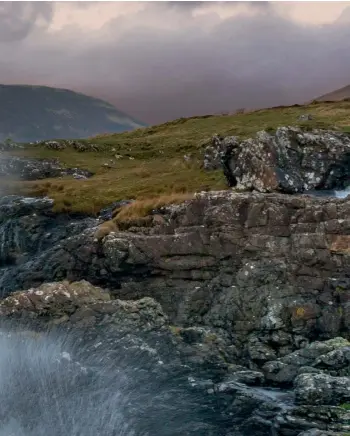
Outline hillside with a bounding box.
[0,84,145,142]
[6,100,350,215]
[314,84,350,102]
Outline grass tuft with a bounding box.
[113,193,192,230]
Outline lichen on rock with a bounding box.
[205,126,350,193]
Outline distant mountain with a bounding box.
[314,84,350,102]
[0,84,146,143]
[335,6,350,25]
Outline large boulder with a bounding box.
[206,127,350,193]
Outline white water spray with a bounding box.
[0,324,221,436]
[334,185,350,199]
[0,329,134,436]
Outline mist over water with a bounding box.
[0,322,222,436]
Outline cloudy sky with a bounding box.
[1,1,350,124]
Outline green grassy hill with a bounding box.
[7,100,350,215]
[0,84,145,142]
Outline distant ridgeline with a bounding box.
[0,84,146,142]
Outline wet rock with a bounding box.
[223,368,265,386]
[263,338,350,386]
[294,373,350,405]
[297,430,343,436]
[207,127,350,193]
[215,380,293,436]
[172,325,239,378]
[277,405,350,436]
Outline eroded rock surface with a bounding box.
[205,127,350,193]
[0,195,96,290]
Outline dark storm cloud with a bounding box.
[1,2,350,124]
[0,2,53,42]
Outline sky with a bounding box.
[1,1,350,124]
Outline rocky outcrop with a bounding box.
[205,127,350,193]
[0,280,167,333]
[42,139,100,152]
[0,155,93,180]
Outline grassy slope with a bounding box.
[7,100,350,215]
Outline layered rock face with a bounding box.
[204,127,350,193]
[2,191,350,364]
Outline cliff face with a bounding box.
[1,190,350,366]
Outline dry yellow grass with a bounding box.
[94,220,119,241]
[114,193,193,221]
[93,193,191,237]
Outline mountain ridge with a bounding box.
[313,83,350,102]
[0,84,145,143]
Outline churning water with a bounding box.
[0,323,222,436]
[335,185,350,198]
[304,185,350,199]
